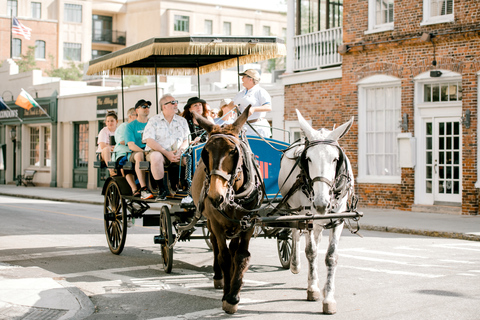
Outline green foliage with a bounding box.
[123,75,148,87]
[17,46,38,73]
[45,55,84,81]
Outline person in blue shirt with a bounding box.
[125,99,153,199]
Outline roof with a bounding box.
[86,35,286,76]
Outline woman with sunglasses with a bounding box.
[181,96,214,144]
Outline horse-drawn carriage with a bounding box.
[87,35,363,314]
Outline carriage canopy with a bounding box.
[86,35,286,76]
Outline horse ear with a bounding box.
[296,109,316,140]
[328,116,354,141]
[193,111,216,134]
[231,105,251,134]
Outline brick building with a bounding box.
[282,0,479,215]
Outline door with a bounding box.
[73,122,89,188]
[425,118,461,203]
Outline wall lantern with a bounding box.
[10,127,16,141]
[338,44,350,54]
[460,110,470,129]
[399,113,408,131]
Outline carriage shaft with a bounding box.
[255,211,363,225]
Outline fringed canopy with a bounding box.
[86,36,286,76]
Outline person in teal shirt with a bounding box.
[114,107,137,161]
[125,99,153,200]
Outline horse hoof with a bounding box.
[307,290,321,301]
[222,300,238,314]
[323,302,337,314]
[214,278,224,289]
[290,265,300,274]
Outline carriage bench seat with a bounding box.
[16,169,36,187]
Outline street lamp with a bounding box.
[10,127,16,141]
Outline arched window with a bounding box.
[12,38,21,58]
[35,40,45,59]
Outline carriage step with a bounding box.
[94,160,106,168]
[122,161,134,170]
[154,235,165,245]
[139,161,150,170]
[107,161,117,169]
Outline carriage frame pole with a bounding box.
[154,58,159,114]
[120,67,125,122]
[255,211,363,224]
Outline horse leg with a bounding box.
[208,221,223,289]
[322,221,344,314]
[222,230,253,314]
[290,228,301,274]
[305,224,323,301]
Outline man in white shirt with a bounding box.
[143,94,190,200]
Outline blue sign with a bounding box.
[191,136,290,199]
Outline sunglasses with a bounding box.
[164,100,178,106]
[140,105,150,109]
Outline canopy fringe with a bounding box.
[86,42,286,76]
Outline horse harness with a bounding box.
[199,134,264,237]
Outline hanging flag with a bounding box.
[0,97,9,111]
[16,88,40,110]
[12,17,32,40]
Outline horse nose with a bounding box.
[209,195,224,208]
[313,198,329,214]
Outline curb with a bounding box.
[56,279,95,320]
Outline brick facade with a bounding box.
[285,0,480,215]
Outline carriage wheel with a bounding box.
[277,229,292,269]
[202,225,213,250]
[104,180,127,255]
[159,205,174,273]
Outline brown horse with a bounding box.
[191,105,264,314]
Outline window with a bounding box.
[31,2,41,19]
[30,127,39,166]
[263,26,271,36]
[298,0,343,34]
[174,15,189,32]
[358,77,401,183]
[223,22,231,36]
[367,0,394,33]
[92,15,113,42]
[92,49,112,59]
[422,0,454,25]
[35,40,45,59]
[64,3,82,23]
[7,0,17,17]
[30,126,50,167]
[204,20,212,35]
[12,38,21,58]
[64,42,81,61]
[245,24,253,36]
[423,81,462,102]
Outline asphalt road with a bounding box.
[1,196,480,320]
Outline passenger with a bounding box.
[125,99,154,200]
[214,98,236,125]
[230,69,272,138]
[181,97,214,144]
[113,107,137,189]
[96,110,118,176]
[144,94,190,201]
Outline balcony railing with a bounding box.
[92,29,126,45]
[293,27,342,72]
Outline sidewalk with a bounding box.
[1,184,480,319]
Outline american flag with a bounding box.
[12,17,32,40]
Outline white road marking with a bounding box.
[340,253,448,268]
[341,265,444,278]
[440,259,476,264]
[340,248,427,258]
[0,248,107,261]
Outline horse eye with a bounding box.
[229,149,236,155]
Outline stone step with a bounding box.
[411,204,462,215]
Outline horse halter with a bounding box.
[299,139,347,198]
[201,134,243,188]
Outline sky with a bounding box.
[193,0,287,12]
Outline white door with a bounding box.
[425,118,461,203]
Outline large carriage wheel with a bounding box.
[202,225,213,250]
[277,229,292,269]
[104,180,127,255]
[159,206,174,273]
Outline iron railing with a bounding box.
[92,29,126,45]
[293,27,342,72]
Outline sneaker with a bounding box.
[133,189,141,197]
[181,195,193,204]
[127,217,135,228]
[140,187,154,200]
[155,189,168,201]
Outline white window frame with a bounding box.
[35,40,45,59]
[204,19,212,35]
[245,24,253,36]
[64,3,82,23]
[31,1,41,19]
[365,0,394,35]
[358,75,402,184]
[421,0,454,26]
[29,125,51,168]
[63,42,81,61]
[12,38,21,58]
[174,15,189,32]
[223,21,231,36]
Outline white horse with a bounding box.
[278,109,355,314]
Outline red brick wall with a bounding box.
[0,18,58,73]
[285,0,480,215]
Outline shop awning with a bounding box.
[86,35,286,76]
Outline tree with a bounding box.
[123,75,148,87]
[16,46,38,73]
[45,54,84,81]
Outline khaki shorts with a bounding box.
[129,151,146,163]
